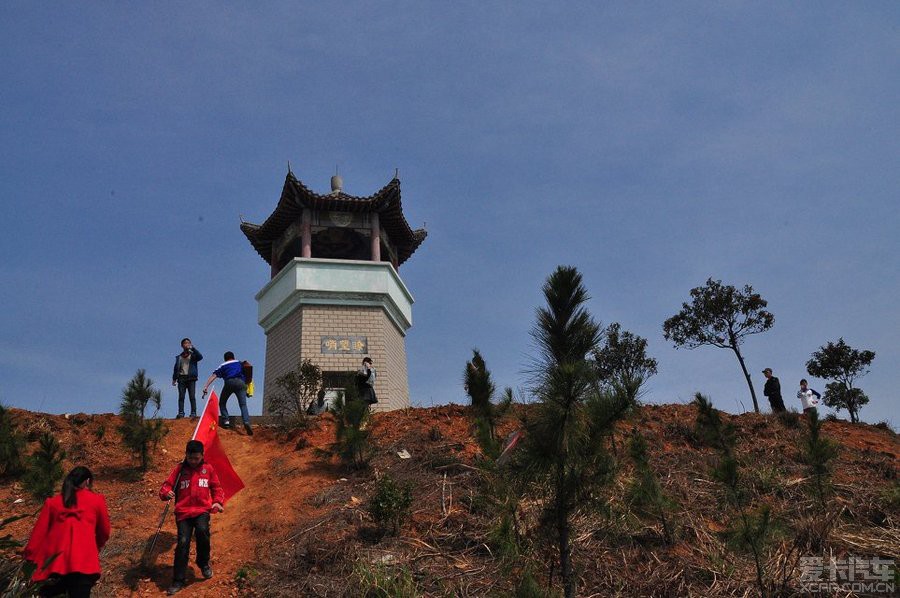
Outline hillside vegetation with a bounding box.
[1,403,897,597]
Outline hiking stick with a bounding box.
[143,502,170,563]
[141,468,183,568]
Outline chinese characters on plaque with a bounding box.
[321,335,368,354]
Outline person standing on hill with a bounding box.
[797,378,822,417]
[172,338,203,419]
[762,367,786,413]
[201,351,252,435]
[24,466,111,597]
[356,357,377,405]
[159,440,224,595]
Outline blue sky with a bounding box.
[1,3,897,424]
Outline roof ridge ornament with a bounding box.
[330,166,343,195]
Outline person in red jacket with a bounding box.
[159,440,224,595]
[24,466,111,597]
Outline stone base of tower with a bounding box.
[257,258,413,413]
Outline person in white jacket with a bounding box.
[797,379,821,416]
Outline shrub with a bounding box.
[0,404,25,477]
[515,569,552,598]
[268,359,323,432]
[352,561,418,598]
[368,475,413,535]
[234,564,259,590]
[1,513,46,596]
[874,421,896,435]
[22,432,65,501]
[776,410,801,429]
[880,482,900,511]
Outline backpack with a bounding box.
[241,361,253,384]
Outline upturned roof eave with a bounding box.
[242,172,426,265]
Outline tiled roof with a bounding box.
[241,172,427,266]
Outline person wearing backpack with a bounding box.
[201,351,253,436]
[159,440,224,595]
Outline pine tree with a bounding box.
[515,266,632,598]
[22,432,65,501]
[464,350,512,458]
[626,428,676,544]
[0,404,25,477]
[118,369,168,471]
[694,394,774,597]
[803,409,838,511]
[329,380,373,470]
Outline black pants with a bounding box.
[768,395,786,413]
[39,573,99,598]
[174,513,210,582]
[177,378,198,416]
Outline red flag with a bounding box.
[192,391,244,503]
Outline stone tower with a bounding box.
[241,171,427,412]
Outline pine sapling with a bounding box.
[22,432,65,501]
[515,266,632,598]
[329,381,373,470]
[803,409,838,512]
[118,369,168,471]
[464,350,512,459]
[695,394,774,598]
[694,392,735,450]
[0,405,25,477]
[626,428,677,544]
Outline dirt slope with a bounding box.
[2,405,898,597]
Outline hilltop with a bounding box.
[1,404,897,597]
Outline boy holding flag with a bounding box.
[159,391,243,595]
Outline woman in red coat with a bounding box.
[24,466,111,597]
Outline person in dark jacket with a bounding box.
[24,466,111,597]
[356,357,377,405]
[159,440,224,595]
[762,367,786,413]
[171,338,203,419]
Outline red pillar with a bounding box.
[370,212,381,261]
[301,209,312,258]
[270,246,279,278]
